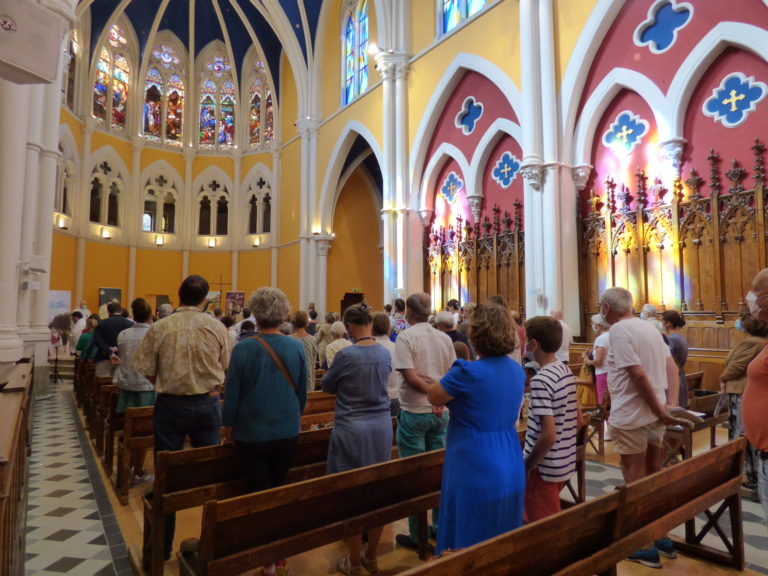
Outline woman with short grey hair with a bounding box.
[325,321,352,367]
[250,287,291,329]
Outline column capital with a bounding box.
[418,208,434,227]
[315,235,332,256]
[296,118,320,139]
[183,147,196,163]
[374,52,410,82]
[659,138,687,177]
[520,163,545,191]
[131,135,145,150]
[466,195,483,224]
[571,164,593,192]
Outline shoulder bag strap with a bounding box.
[251,334,296,390]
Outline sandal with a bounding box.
[360,552,378,574]
[337,556,362,576]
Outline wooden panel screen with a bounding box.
[579,139,766,345]
[426,202,525,315]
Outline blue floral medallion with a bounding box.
[455,96,483,135]
[440,172,463,204]
[634,0,693,54]
[702,72,767,128]
[602,111,649,155]
[492,152,521,189]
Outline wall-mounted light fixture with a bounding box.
[155,234,164,247]
[252,236,261,247]
[208,237,216,248]
[101,227,111,240]
[56,216,68,230]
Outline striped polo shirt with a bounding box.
[523,360,578,482]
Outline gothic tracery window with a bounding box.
[143,175,177,234]
[248,61,275,149]
[89,162,124,229]
[440,0,486,34]
[63,29,78,109]
[143,44,185,147]
[199,52,236,150]
[197,180,229,236]
[246,177,272,236]
[343,0,369,105]
[92,24,132,133]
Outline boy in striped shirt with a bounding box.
[523,316,579,522]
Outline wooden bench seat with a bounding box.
[115,406,155,505]
[303,391,335,415]
[397,438,745,576]
[137,419,398,576]
[177,449,444,576]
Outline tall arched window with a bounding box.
[199,53,236,150]
[439,0,486,35]
[342,0,369,105]
[92,24,132,132]
[197,180,229,236]
[56,161,74,216]
[247,61,276,149]
[143,43,186,147]
[88,161,124,229]
[245,177,272,236]
[63,29,78,109]
[143,175,177,234]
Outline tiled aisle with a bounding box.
[25,381,132,576]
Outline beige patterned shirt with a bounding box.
[131,306,230,395]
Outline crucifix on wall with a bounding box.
[204,273,231,313]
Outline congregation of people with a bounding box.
[64,269,768,575]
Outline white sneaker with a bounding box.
[130,471,154,487]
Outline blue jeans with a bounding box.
[153,392,221,559]
[759,454,768,536]
[397,410,448,542]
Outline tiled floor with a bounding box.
[25,381,132,576]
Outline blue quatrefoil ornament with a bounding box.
[602,111,649,155]
[634,0,692,54]
[703,72,767,129]
[492,152,521,189]
[455,96,484,136]
[440,172,463,204]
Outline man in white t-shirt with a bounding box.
[394,292,456,551]
[550,308,573,364]
[599,287,679,568]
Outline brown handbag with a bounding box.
[250,334,296,390]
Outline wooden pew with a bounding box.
[139,419,398,576]
[177,449,444,576]
[395,439,745,576]
[304,391,335,415]
[115,406,155,505]
[86,375,112,436]
[300,410,335,431]
[94,384,119,457]
[103,389,123,477]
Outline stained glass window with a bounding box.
[143,68,163,138]
[265,92,274,142]
[199,80,217,146]
[111,55,129,129]
[467,0,486,16]
[108,24,127,48]
[152,45,180,69]
[443,0,461,33]
[358,0,369,94]
[219,95,235,147]
[249,87,261,146]
[344,16,356,104]
[207,56,231,78]
[166,75,184,143]
[93,48,110,120]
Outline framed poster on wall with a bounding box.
[225,292,245,315]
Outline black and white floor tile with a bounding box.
[584,459,768,574]
[25,381,132,576]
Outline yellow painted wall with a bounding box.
[50,233,77,307]
[280,52,299,142]
[59,108,83,147]
[327,169,383,312]
[83,241,129,308]
[188,252,232,293]
[410,0,437,55]
[241,152,273,178]
[91,131,132,168]
[238,250,272,294]
[140,147,185,177]
[277,243,300,308]
[134,249,183,305]
[192,156,234,182]
[554,0,599,85]
[408,1,520,149]
[279,140,302,243]
[320,0,343,119]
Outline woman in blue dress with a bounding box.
[427,303,526,554]
[321,304,393,576]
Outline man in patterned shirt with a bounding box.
[131,275,230,560]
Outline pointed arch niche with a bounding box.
[327,136,383,311]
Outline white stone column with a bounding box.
[520,0,547,317]
[127,245,137,304]
[315,236,332,313]
[0,79,31,362]
[271,147,280,288]
[18,85,44,333]
[231,150,242,290]
[296,119,319,309]
[127,138,143,304]
[231,250,238,294]
[182,149,194,282]
[75,122,94,306]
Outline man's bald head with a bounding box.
[550,308,563,321]
[406,292,432,323]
